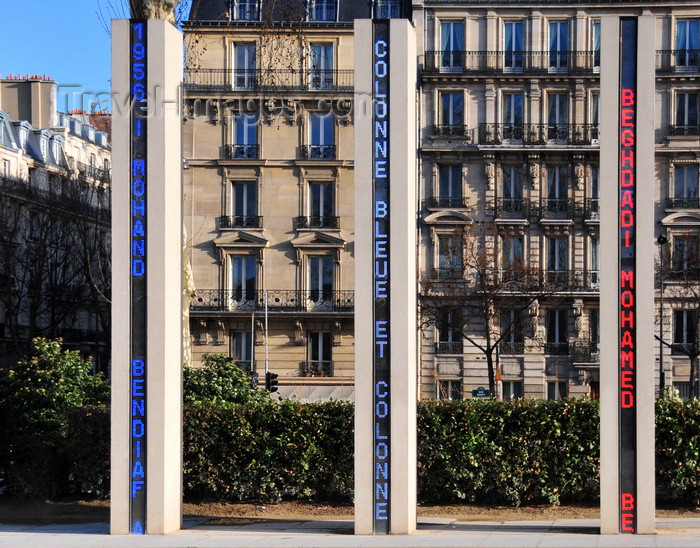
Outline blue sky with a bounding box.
[0,0,119,113]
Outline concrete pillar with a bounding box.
[354,19,417,535]
[111,19,183,535]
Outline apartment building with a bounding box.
[184,0,700,400]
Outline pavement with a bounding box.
[1,517,700,548]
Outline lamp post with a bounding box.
[657,232,668,393]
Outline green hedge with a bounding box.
[3,398,699,505]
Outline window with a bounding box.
[307,331,333,376]
[437,308,462,354]
[309,44,334,89]
[308,0,336,22]
[501,237,524,271]
[592,20,601,69]
[502,93,524,140]
[547,93,569,140]
[546,165,568,214]
[437,234,463,278]
[547,236,569,274]
[500,310,524,354]
[502,381,523,400]
[547,380,568,400]
[674,92,700,135]
[546,310,568,354]
[436,165,463,207]
[673,165,699,207]
[234,43,256,89]
[2,160,9,177]
[437,380,462,400]
[588,165,600,218]
[672,235,699,274]
[549,21,569,71]
[501,165,524,216]
[375,0,402,19]
[307,112,335,159]
[440,21,464,70]
[228,181,259,228]
[308,255,334,308]
[307,181,336,228]
[440,92,464,128]
[229,255,257,309]
[590,237,600,287]
[676,20,700,69]
[233,0,259,20]
[503,21,524,71]
[590,309,600,355]
[230,330,254,372]
[231,113,258,158]
[673,309,698,353]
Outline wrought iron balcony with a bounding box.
[300,145,336,160]
[302,360,334,377]
[544,342,569,355]
[572,341,599,363]
[656,49,700,72]
[427,196,468,209]
[422,50,599,74]
[295,215,340,229]
[500,341,525,355]
[220,215,263,229]
[432,125,470,138]
[540,198,572,219]
[478,123,598,146]
[666,197,700,209]
[585,198,599,220]
[671,343,696,355]
[435,341,463,355]
[183,68,354,93]
[495,198,527,219]
[544,270,600,291]
[669,125,700,137]
[224,144,259,159]
[190,289,354,313]
[76,161,111,182]
[433,267,463,280]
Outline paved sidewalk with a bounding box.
[0,517,699,547]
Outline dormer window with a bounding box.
[308,0,337,22]
[232,0,259,21]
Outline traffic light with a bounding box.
[264,371,279,393]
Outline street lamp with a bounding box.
[657,232,668,393]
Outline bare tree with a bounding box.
[420,224,561,396]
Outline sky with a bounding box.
[0,0,126,113]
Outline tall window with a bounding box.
[546,165,568,215]
[547,236,569,274]
[437,234,463,278]
[309,44,334,89]
[230,181,259,227]
[230,330,254,371]
[502,93,524,140]
[546,309,569,354]
[547,93,569,140]
[675,92,700,135]
[504,21,524,71]
[308,0,336,22]
[674,165,699,207]
[672,235,699,273]
[308,112,335,159]
[547,380,568,400]
[437,308,462,354]
[501,309,524,354]
[234,44,256,89]
[501,165,524,216]
[440,21,464,70]
[307,331,333,376]
[232,113,258,158]
[234,0,259,20]
[308,182,336,228]
[676,20,700,69]
[308,255,334,307]
[502,381,524,400]
[375,0,402,19]
[549,21,569,70]
[501,237,524,268]
[673,310,698,353]
[590,237,600,287]
[592,20,601,69]
[590,309,600,353]
[437,165,463,207]
[230,255,257,307]
[440,92,464,128]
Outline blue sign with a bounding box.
[471,387,490,398]
[372,20,390,535]
[130,20,148,535]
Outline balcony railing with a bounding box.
[433,267,463,280]
[540,198,572,219]
[295,215,340,229]
[224,144,259,159]
[183,68,354,92]
[585,198,599,220]
[545,270,600,291]
[666,197,700,209]
[423,50,599,74]
[190,289,354,312]
[76,161,111,181]
[500,341,525,355]
[435,341,463,355]
[427,196,468,209]
[656,49,700,72]
[671,343,697,355]
[300,145,336,160]
[432,125,470,138]
[495,198,527,219]
[478,123,599,146]
[544,342,570,355]
[669,125,700,137]
[220,215,263,228]
[572,341,599,363]
[302,360,334,377]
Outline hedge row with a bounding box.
[4,398,699,505]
